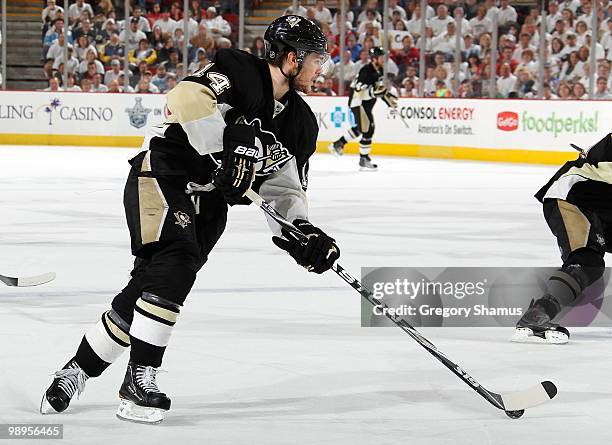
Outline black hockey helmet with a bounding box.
[264,15,328,71]
[369,46,385,59]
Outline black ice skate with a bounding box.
[328,139,345,157]
[511,296,569,344]
[116,361,170,424]
[40,359,89,414]
[359,154,378,171]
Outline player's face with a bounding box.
[293,52,328,94]
[372,55,385,68]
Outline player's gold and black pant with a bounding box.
[348,99,376,155]
[74,150,228,377]
[536,198,607,311]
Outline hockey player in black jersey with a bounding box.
[512,133,612,344]
[328,46,398,171]
[40,15,340,424]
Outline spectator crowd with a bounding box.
[40,0,236,93]
[38,0,612,100]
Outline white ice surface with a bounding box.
[1,146,611,444]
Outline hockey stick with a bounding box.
[242,188,557,418]
[0,272,56,287]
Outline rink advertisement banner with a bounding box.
[360,267,612,327]
[0,91,610,161]
[0,91,166,146]
[309,96,612,162]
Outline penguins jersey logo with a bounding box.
[212,118,294,176]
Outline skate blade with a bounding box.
[116,399,165,424]
[40,394,57,415]
[510,327,568,344]
[359,166,378,172]
[328,143,342,157]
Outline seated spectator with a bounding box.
[453,6,470,36]
[358,23,381,46]
[468,6,492,39]
[149,26,166,51]
[357,9,381,34]
[153,8,178,36]
[117,73,135,93]
[176,10,199,39]
[406,4,429,38]
[139,73,160,93]
[313,0,332,25]
[157,36,177,64]
[356,0,382,28]
[463,33,481,59]
[284,0,307,17]
[129,38,157,66]
[188,48,209,74]
[79,50,104,76]
[392,35,420,69]
[497,62,517,97]
[73,18,96,45]
[152,62,171,92]
[74,35,97,62]
[64,72,81,91]
[117,5,151,33]
[44,19,72,57]
[250,36,266,59]
[559,50,584,81]
[107,79,122,93]
[465,54,482,80]
[43,76,63,92]
[165,50,182,73]
[166,73,178,92]
[190,22,215,55]
[98,18,117,44]
[170,2,184,22]
[104,59,125,86]
[594,76,611,99]
[571,81,587,99]
[434,79,452,97]
[53,46,79,74]
[42,0,64,25]
[80,77,92,92]
[400,78,417,97]
[147,3,163,26]
[514,67,535,97]
[47,33,70,62]
[334,50,357,85]
[540,83,558,99]
[430,4,453,37]
[516,48,538,76]
[120,18,147,54]
[100,32,125,65]
[202,6,231,42]
[88,73,106,92]
[457,79,477,97]
[68,0,94,27]
[95,0,114,16]
[432,22,464,57]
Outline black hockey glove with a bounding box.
[272,219,340,274]
[381,91,398,108]
[212,125,258,205]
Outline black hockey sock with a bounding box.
[74,336,111,378]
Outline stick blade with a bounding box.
[500,381,557,411]
[0,272,57,287]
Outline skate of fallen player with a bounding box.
[512,133,612,344]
